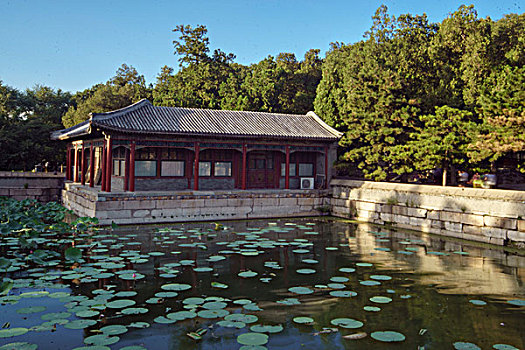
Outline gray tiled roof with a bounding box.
[52,99,342,141]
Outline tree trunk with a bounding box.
[442,159,448,187]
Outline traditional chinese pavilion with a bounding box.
[51,99,342,193]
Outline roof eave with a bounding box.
[93,124,340,142]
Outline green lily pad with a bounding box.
[202,301,227,310]
[364,306,381,312]
[453,342,481,349]
[339,267,356,273]
[197,309,230,319]
[469,300,487,306]
[114,291,138,298]
[100,325,128,335]
[0,328,29,338]
[64,319,98,329]
[371,331,406,342]
[296,268,316,274]
[121,307,148,315]
[76,310,100,318]
[167,310,197,321]
[276,298,301,305]
[330,290,357,297]
[225,314,258,323]
[330,276,349,283]
[356,263,373,267]
[370,275,392,281]
[193,267,213,272]
[288,286,314,295]
[217,320,246,328]
[507,299,525,306]
[0,342,37,350]
[331,318,363,329]
[492,344,519,350]
[238,271,258,278]
[183,297,205,305]
[155,291,178,298]
[360,280,381,286]
[128,322,150,329]
[293,316,314,324]
[250,324,283,333]
[84,334,120,346]
[211,282,228,289]
[118,273,145,280]
[237,332,269,346]
[161,283,191,291]
[154,316,175,324]
[65,247,82,262]
[370,296,392,304]
[17,306,46,314]
[106,299,136,309]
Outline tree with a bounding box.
[403,106,476,186]
[0,82,72,170]
[62,64,151,128]
[468,66,525,170]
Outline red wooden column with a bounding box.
[129,141,135,192]
[241,144,247,190]
[89,143,95,187]
[324,146,329,189]
[285,145,290,189]
[74,146,80,182]
[66,145,71,180]
[105,138,113,192]
[124,147,129,191]
[193,142,200,190]
[80,143,86,185]
[101,143,107,191]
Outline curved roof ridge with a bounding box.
[91,99,151,121]
[155,105,313,118]
[306,111,344,138]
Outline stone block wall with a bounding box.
[0,172,65,202]
[331,179,525,246]
[63,183,330,225]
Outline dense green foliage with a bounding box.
[1,6,523,182]
[315,5,525,181]
[0,83,71,170]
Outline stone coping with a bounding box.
[65,182,329,201]
[0,171,65,178]
[331,179,525,201]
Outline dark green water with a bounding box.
[1,217,524,349]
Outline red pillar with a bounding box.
[89,143,95,187]
[129,141,135,192]
[193,142,199,191]
[74,147,79,182]
[124,147,129,191]
[105,138,112,192]
[66,145,71,180]
[101,143,107,191]
[285,145,290,189]
[324,146,329,189]
[242,144,247,190]
[81,143,86,185]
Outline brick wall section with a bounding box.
[331,179,525,246]
[0,172,65,202]
[63,183,330,225]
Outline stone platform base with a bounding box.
[62,182,330,225]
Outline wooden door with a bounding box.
[247,152,277,189]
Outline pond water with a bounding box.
[1,217,524,350]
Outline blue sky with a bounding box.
[0,0,522,93]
